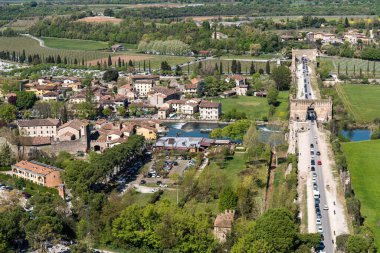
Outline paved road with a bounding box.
[295,55,334,253]
[309,122,333,253]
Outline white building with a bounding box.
[199,101,221,120]
[18,119,60,138]
[133,79,156,98]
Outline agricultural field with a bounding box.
[76,16,124,24]
[0,17,38,32]
[342,140,380,248]
[42,37,109,51]
[336,84,380,123]
[0,36,192,69]
[205,59,286,75]
[319,57,380,78]
[215,91,289,121]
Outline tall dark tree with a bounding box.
[237,61,241,74]
[231,60,237,74]
[266,61,271,74]
[107,55,112,66]
[250,61,256,75]
[344,17,350,28]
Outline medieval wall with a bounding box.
[290,98,332,122]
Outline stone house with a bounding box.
[11,160,63,188]
[148,86,180,108]
[133,79,156,98]
[42,91,59,101]
[213,210,235,243]
[55,119,89,142]
[199,101,221,120]
[183,78,203,96]
[18,119,60,138]
[111,44,125,52]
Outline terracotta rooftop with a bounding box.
[214,210,235,228]
[13,160,62,175]
[199,100,220,108]
[18,136,51,146]
[18,118,60,127]
[58,119,87,131]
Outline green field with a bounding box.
[216,91,289,121]
[319,57,380,78]
[0,36,191,69]
[342,140,380,248]
[43,37,109,51]
[336,84,380,122]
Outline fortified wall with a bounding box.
[290,97,332,122]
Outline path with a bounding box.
[20,34,47,48]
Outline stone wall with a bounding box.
[290,97,333,122]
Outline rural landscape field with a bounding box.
[0,0,379,252]
[342,140,380,248]
[336,84,380,122]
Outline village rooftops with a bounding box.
[13,160,63,176]
[130,75,160,80]
[18,118,60,127]
[199,100,220,108]
[58,119,88,131]
[149,86,178,96]
[134,79,155,84]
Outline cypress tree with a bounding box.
[250,61,256,75]
[237,61,241,74]
[345,65,348,75]
[231,60,237,74]
[57,55,62,64]
[373,62,376,77]
[118,57,122,68]
[108,55,112,66]
[353,65,356,76]
[337,63,340,75]
[265,61,271,74]
[215,63,219,74]
[367,61,370,77]
[143,60,146,71]
[128,59,133,67]
[82,58,85,66]
[219,61,223,75]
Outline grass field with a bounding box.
[342,140,380,248]
[215,91,289,121]
[336,84,380,122]
[0,36,192,69]
[319,57,380,78]
[42,37,109,51]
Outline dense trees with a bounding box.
[112,202,216,252]
[138,40,191,56]
[0,103,17,123]
[103,69,119,82]
[270,66,292,90]
[231,208,319,253]
[210,120,251,140]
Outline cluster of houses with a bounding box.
[281,29,378,46]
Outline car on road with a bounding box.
[316,218,322,225]
[156,181,162,185]
[317,161,322,165]
[310,144,314,148]
[311,166,315,171]
[312,178,317,183]
[140,180,146,185]
[318,226,323,233]
[311,160,315,165]
[312,172,317,178]
[323,204,329,210]
[316,151,321,156]
[314,135,317,139]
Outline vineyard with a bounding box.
[320,56,380,77]
[0,36,192,69]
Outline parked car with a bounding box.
[318,226,323,233]
[140,180,146,185]
[156,181,162,185]
[316,218,322,225]
[316,151,321,156]
[317,161,322,165]
[323,204,329,210]
[311,160,315,165]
